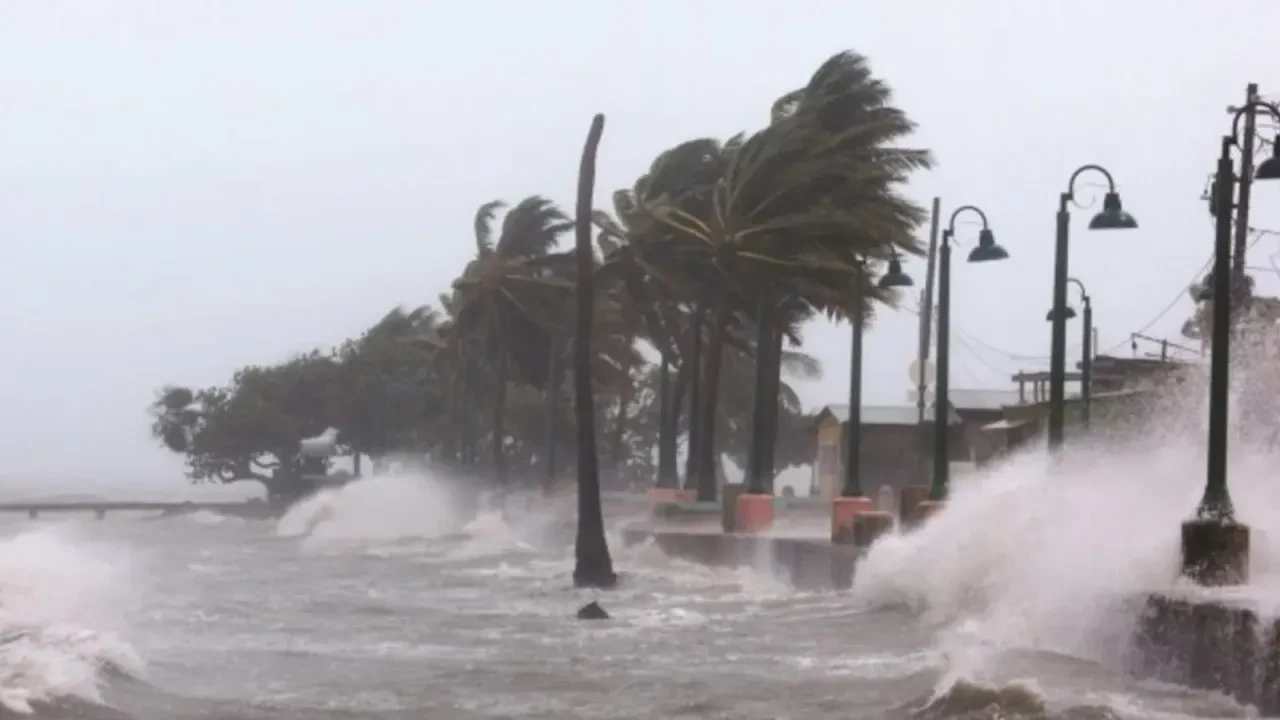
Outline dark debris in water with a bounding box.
[576,601,610,620]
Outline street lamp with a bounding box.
[831,255,912,544]
[1184,98,1280,587]
[929,206,1009,503]
[1048,166,1138,451]
[841,255,913,499]
[1045,278,1093,429]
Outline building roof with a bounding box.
[906,388,1020,411]
[817,403,962,426]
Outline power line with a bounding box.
[1096,227,1278,356]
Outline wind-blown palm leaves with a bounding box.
[147,48,931,512]
[632,51,932,499]
[449,196,574,484]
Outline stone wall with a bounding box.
[619,527,859,591]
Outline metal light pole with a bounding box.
[1183,99,1280,586]
[840,257,913,499]
[1049,167,1138,451]
[931,206,1009,502]
[1201,101,1280,521]
[1075,281,1093,430]
[1049,278,1093,429]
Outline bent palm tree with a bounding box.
[642,51,932,501]
[573,114,617,589]
[450,196,574,485]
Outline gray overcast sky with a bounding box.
[2,1,1278,491]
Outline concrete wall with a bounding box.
[620,527,860,591]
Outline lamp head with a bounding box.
[1089,192,1139,230]
[877,257,913,289]
[1045,306,1077,322]
[967,228,1009,263]
[1254,142,1280,181]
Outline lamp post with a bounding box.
[927,206,1009,507]
[1048,167,1138,451]
[841,256,914,498]
[1046,278,1093,429]
[1183,98,1280,587]
[830,255,912,544]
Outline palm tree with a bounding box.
[639,51,932,500]
[593,195,686,488]
[450,196,574,485]
[573,113,617,589]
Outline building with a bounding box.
[809,403,962,499]
[982,353,1193,454]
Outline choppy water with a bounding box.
[6,447,1280,719]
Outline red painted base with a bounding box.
[736,494,775,534]
[648,487,695,504]
[830,496,875,543]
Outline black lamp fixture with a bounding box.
[878,254,914,288]
[1088,192,1140,230]
[1254,142,1280,180]
[968,228,1010,263]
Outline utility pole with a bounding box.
[1231,83,1259,278]
[915,198,941,484]
[916,197,941,426]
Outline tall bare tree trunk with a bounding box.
[572,114,616,589]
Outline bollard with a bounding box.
[851,510,894,548]
[1181,519,1249,586]
[830,496,874,544]
[736,493,775,534]
[721,483,745,533]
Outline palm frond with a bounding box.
[473,200,506,255]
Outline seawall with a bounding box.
[619,526,860,591]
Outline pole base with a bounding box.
[851,510,895,548]
[735,494,775,534]
[648,487,682,504]
[831,496,875,544]
[1181,519,1249,586]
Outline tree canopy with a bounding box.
[149,50,930,498]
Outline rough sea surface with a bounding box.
[5,447,1280,720]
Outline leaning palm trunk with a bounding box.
[608,319,639,478]
[492,344,509,485]
[745,292,775,494]
[759,316,785,492]
[695,294,732,502]
[572,114,617,589]
[683,304,704,491]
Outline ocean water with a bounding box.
[1,446,1276,719]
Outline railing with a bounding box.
[0,501,273,520]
